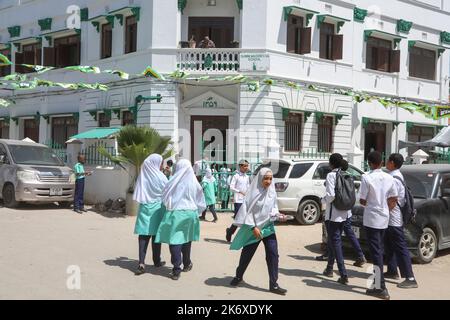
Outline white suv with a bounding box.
[256,159,364,225]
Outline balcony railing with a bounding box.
[177,49,240,73]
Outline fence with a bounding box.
[81,141,117,166]
[44,141,67,163]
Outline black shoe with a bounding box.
[154,261,166,268]
[230,277,242,287]
[270,286,287,296]
[226,228,232,243]
[323,268,334,278]
[74,209,82,214]
[397,279,418,289]
[183,262,193,272]
[134,265,145,276]
[384,272,400,280]
[199,216,206,221]
[315,255,328,261]
[366,288,390,300]
[81,208,88,212]
[337,276,349,285]
[170,272,180,280]
[212,219,218,223]
[353,256,367,268]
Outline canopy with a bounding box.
[68,127,121,141]
[399,126,450,149]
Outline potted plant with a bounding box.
[99,126,173,216]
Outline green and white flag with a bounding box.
[0,53,12,66]
[65,66,101,74]
[0,98,10,107]
[142,66,166,80]
[103,70,130,80]
[247,81,260,92]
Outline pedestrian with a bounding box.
[360,151,398,300]
[133,154,168,275]
[73,154,91,214]
[229,168,288,295]
[218,165,231,209]
[200,168,218,222]
[163,159,174,179]
[321,154,350,285]
[384,153,418,289]
[156,159,206,280]
[225,159,250,242]
[199,36,216,48]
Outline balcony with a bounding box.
[177,48,240,73]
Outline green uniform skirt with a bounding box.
[134,202,166,236]
[155,209,200,245]
[230,222,276,251]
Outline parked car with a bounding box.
[0,139,75,208]
[346,164,450,264]
[255,159,364,225]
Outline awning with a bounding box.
[41,28,80,45]
[89,15,116,31]
[283,6,319,26]
[317,14,351,33]
[364,29,406,48]
[406,121,446,133]
[70,127,122,140]
[282,107,314,123]
[400,126,450,149]
[315,111,349,125]
[408,40,446,58]
[108,6,141,24]
[39,112,79,123]
[362,117,404,130]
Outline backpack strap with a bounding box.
[392,175,405,208]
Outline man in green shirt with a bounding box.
[73,155,91,214]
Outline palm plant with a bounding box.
[99,126,173,192]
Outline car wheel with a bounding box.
[2,183,19,208]
[296,200,321,225]
[415,227,438,264]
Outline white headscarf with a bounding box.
[202,168,215,183]
[133,154,168,204]
[234,168,279,228]
[162,159,206,211]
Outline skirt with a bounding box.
[134,202,166,236]
[230,222,276,251]
[155,209,200,245]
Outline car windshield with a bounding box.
[402,172,436,199]
[255,161,291,178]
[8,145,64,166]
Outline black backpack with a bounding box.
[393,176,417,225]
[333,170,357,211]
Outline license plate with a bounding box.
[50,187,63,196]
[352,226,360,239]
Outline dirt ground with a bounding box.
[1,204,449,300]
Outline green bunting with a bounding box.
[247,81,260,92]
[263,78,274,86]
[103,70,130,80]
[0,98,10,107]
[142,66,166,80]
[22,64,55,74]
[0,53,12,66]
[65,66,101,74]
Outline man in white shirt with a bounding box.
[359,151,398,300]
[226,160,250,242]
[384,153,418,289]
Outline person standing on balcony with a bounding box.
[156,159,206,280]
[226,160,250,242]
[133,154,168,276]
[199,36,216,48]
[200,168,218,222]
[73,154,91,214]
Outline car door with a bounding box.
[0,143,12,192]
[439,173,450,241]
[347,165,364,197]
[312,162,331,197]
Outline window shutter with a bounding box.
[389,50,400,73]
[331,34,343,60]
[320,33,327,59]
[23,50,34,65]
[300,27,312,54]
[35,47,42,65]
[15,52,24,73]
[43,47,55,67]
[287,16,296,53]
[377,47,389,72]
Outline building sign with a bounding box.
[435,106,450,119]
[203,97,218,108]
[239,53,270,72]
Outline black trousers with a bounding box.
[169,242,192,275]
[385,226,415,279]
[138,235,162,265]
[235,233,279,289]
[365,227,386,290]
[228,203,243,234]
[201,205,218,220]
[326,221,348,277]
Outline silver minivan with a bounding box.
[0,139,75,208]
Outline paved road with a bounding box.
[1,204,449,300]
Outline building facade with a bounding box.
[1,0,449,169]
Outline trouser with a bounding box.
[169,242,192,275]
[385,226,415,279]
[365,227,386,290]
[343,218,365,259]
[326,221,348,277]
[138,235,162,265]
[74,179,85,210]
[201,205,218,220]
[235,233,279,289]
[228,203,243,235]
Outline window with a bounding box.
[255,161,291,178]
[122,110,134,126]
[189,17,234,48]
[408,125,435,155]
[284,113,302,152]
[23,119,39,142]
[319,23,343,60]
[346,165,363,181]
[101,23,112,59]
[0,120,10,139]
[0,144,9,164]
[14,43,41,74]
[45,35,81,68]
[289,163,314,179]
[313,163,331,180]
[287,15,311,54]
[125,16,138,54]
[98,112,110,127]
[318,116,333,153]
[409,47,436,80]
[366,37,400,73]
[51,117,78,147]
[0,48,11,77]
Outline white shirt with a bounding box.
[360,169,398,229]
[389,169,406,227]
[229,171,250,204]
[321,169,352,223]
[193,160,209,176]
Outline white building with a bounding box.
[1,0,449,171]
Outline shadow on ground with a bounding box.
[103,256,172,277]
[204,238,230,245]
[204,276,270,294]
